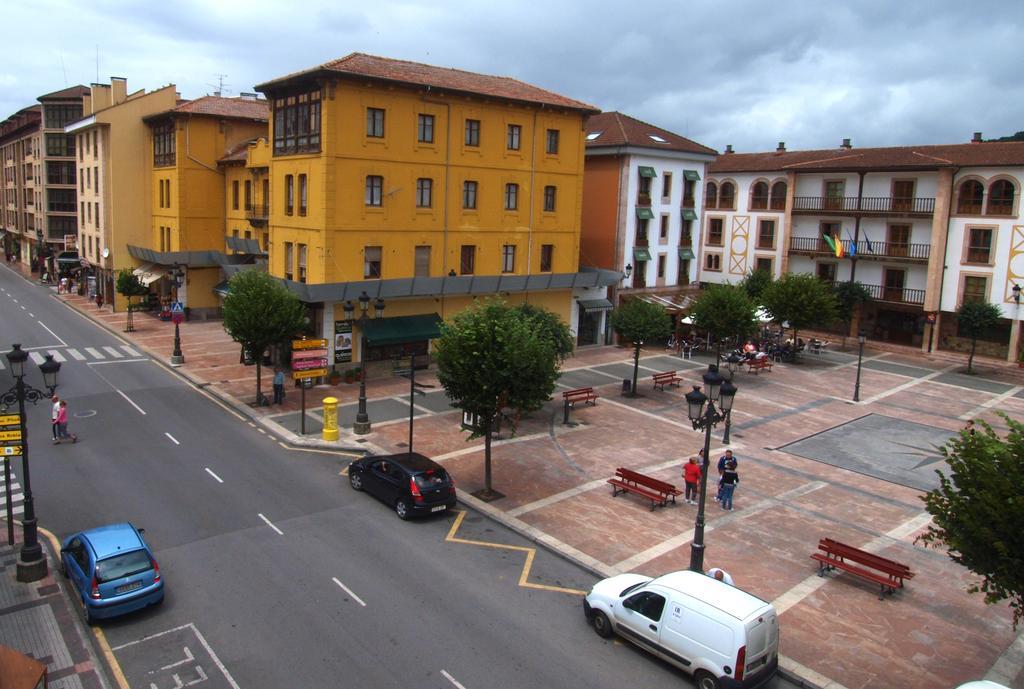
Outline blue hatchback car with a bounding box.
[60,522,164,622]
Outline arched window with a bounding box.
[750,182,768,210]
[987,179,1016,215]
[957,180,984,215]
[719,182,735,209]
[706,182,718,209]
[770,181,787,210]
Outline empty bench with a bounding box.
[562,387,598,407]
[810,537,915,600]
[652,370,683,391]
[746,358,773,374]
[608,467,683,510]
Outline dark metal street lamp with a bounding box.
[344,291,384,435]
[684,364,737,574]
[1,344,60,582]
[722,353,742,444]
[169,264,185,365]
[853,331,866,402]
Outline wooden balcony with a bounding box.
[682,197,695,209]
[792,196,935,216]
[863,283,926,305]
[637,193,651,206]
[246,204,269,227]
[788,236,930,262]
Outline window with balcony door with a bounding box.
[757,219,775,249]
[540,244,553,272]
[364,246,382,278]
[680,220,693,246]
[817,262,837,283]
[657,254,666,279]
[543,185,556,212]
[706,182,718,209]
[987,179,1016,215]
[285,175,294,215]
[297,244,307,283]
[636,218,649,246]
[883,268,906,301]
[638,174,652,201]
[961,275,988,304]
[770,181,787,210]
[966,227,994,264]
[707,218,724,246]
[892,180,915,212]
[750,182,769,210]
[887,224,910,256]
[283,242,294,280]
[683,179,696,208]
[956,180,984,215]
[244,180,252,211]
[460,245,475,274]
[414,246,431,277]
[824,180,845,210]
[718,182,735,210]
[298,174,307,216]
[232,181,239,210]
[502,244,516,273]
[820,221,841,251]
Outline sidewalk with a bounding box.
[8,261,1024,689]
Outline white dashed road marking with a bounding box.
[331,577,367,607]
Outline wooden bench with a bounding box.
[810,537,915,600]
[746,358,773,374]
[607,467,683,511]
[652,371,683,391]
[562,387,598,407]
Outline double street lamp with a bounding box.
[721,353,743,444]
[684,365,738,574]
[344,291,384,435]
[853,331,866,402]
[1,344,60,582]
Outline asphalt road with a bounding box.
[1,265,797,689]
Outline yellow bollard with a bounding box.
[322,396,339,441]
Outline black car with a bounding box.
[348,452,457,519]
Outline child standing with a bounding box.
[683,456,701,505]
[720,459,738,511]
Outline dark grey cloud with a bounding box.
[2,0,1021,154]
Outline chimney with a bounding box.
[776,142,786,153]
[841,138,852,149]
[972,132,983,143]
[725,144,734,154]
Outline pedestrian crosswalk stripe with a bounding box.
[29,351,45,365]
[121,345,141,357]
[47,350,67,362]
[103,346,124,359]
[85,347,104,359]
[67,348,87,360]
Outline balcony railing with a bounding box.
[682,197,695,209]
[788,236,930,261]
[635,232,649,248]
[637,193,651,206]
[246,204,269,226]
[863,283,926,305]
[792,196,935,215]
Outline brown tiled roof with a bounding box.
[218,138,257,164]
[173,96,268,121]
[256,52,598,113]
[585,112,716,156]
[710,141,1024,173]
[37,85,90,101]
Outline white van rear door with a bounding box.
[743,611,777,676]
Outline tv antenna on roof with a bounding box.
[210,74,231,97]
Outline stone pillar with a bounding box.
[922,168,954,353]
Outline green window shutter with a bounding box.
[635,207,655,220]
[681,209,698,221]
[633,247,652,261]
[638,166,657,178]
[684,170,701,181]
[677,247,696,260]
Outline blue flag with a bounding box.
[864,235,874,253]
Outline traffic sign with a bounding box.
[0,415,19,427]
[170,301,184,314]
[293,339,328,350]
[0,430,23,442]
[2,445,22,456]
[292,368,327,380]
[292,358,328,371]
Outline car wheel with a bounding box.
[591,610,613,638]
[694,670,720,689]
[349,471,363,491]
[395,498,410,520]
[83,601,96,626]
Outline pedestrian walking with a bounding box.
[683,456,701,505]
[55,400,77,444]
[963,420,976,437]
[715,449,736,502]
[707,567,735,586]
[720,459,738,511]
[272,368,286,405]
[51,395,60,441]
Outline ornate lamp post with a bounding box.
[853,331,866,402]
[684,365,737,574]
[169,264,185,365]
[1,345,60,582]
[722,353,742,444]
[344,291,384,435]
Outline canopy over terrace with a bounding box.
[635,292,695,313]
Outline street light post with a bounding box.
[170,264,185,365]
[722,353,742,444]
[853,331,866,402]
[345,291,384,435]
[684,365,737,574]
[1,344,60,582]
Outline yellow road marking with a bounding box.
[445,510,586,596]
[40,527,131,689]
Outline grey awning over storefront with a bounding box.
[132,262,164,286]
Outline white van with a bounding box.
[584,570,779,689]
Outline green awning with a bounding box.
[678,247,696,260]
[635,207,654,220]
[362,313,442,346]
[578,298,613,312]
[681,209,698,221]
[633,248,652,261]
[213,280,230,297]
[684,170,701,181]
[638,166,657,178]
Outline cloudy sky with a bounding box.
[3,0,1022,153]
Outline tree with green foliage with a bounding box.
[434,299,563,498]
[690,283,758,358]
[609,298,672,396]
[222,270,307,406]
[832,280,872,349]
[512,302,574,361]
[739,269,774,302]
[956,300,1002,374]
[759,273,838,354]
[115,268,150,332]
[918,414,1024,629]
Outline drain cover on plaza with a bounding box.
[779,413,957,491]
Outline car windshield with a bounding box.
[95,550,152,583]
[414,469,449,488]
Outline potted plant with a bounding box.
[327,369,342,385]
[344,366,360,384]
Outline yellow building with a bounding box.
[133,96,268,317]
[65,79,178,310]
[254,53,615,378]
